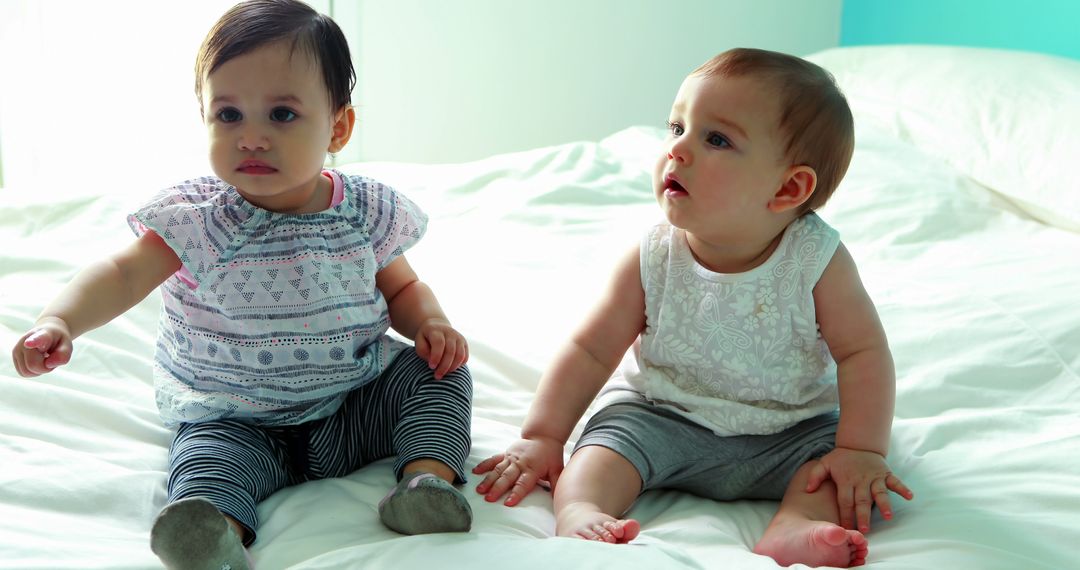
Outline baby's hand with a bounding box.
[11,318,73,377]
[806,446,914,533]
[414,318,468,379]
[473,436,565,506]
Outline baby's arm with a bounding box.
[474,245,646,505]
[376,255,467,379]
[807,243,914,532]
[11,231,181,377]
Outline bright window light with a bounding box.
[0,1,241,197]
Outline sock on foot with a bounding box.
[150,497,252,570]
[378,471,472,534]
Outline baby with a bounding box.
[11,1,473,568]
[474,48,913,568]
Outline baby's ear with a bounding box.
[769,165,816,213]
[328,106,356,153]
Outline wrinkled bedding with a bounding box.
[1,46,1078,569]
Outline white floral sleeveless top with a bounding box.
[608,214,841,436]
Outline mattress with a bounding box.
[1,45,1078,569]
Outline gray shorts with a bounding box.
[574,401,839,500]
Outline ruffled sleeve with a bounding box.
[345,175,428,269]
[127,178,235,288]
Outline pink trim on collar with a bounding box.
[324,170,345,207]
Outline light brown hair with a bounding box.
[692,48,854,213]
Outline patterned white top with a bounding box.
[604,214,841,436]
[128,170,426,427]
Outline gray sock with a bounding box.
[150,497,252,570]
[378,472,473,534]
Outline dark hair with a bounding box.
[692,48,854,213]
[195,0,355,115]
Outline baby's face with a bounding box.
[654,73,791,244]
[200,40,343,212]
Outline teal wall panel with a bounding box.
[841,0,1080,60]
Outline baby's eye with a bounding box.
[216,107,242,123]
[668,122,684,136]
[707,132,731,148]
[270,107,297,122]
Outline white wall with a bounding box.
[342,0,842,164]
[0,0,238,196]
[0,0,841,194]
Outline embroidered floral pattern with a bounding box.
[627,215,842,436]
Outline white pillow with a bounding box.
[807,45,1080,232]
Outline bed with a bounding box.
[2,45,1078,569]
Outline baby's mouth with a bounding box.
[237,159,278,175]
[664,175,688,196]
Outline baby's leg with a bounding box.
[153,420,290,568]
[752,460,868,568]
[337,350,473,534]
[554,445,642,543]
[151,497,252,570]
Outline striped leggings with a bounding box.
[166,349,472,545]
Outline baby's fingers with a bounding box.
[450,338,469,371]
[23,329,53,351]
[473,455,516,498]
[13,328,70,377]
[432,340,460,380]
[474,455,514,497]
[804,460,831,493]
[458,340,469,366]
[43,343,72,370]
[886,473,914,501]
[835,483,857,530]
[872,478,895,521]
[482,461,521,503]
[854,483,874,533]
[13,347,42,377]
[473,454,505,476]
[424,333,447,374]
[414,334,431,362]
[429,334,469,380]
[505,469,541,507]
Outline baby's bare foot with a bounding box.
[753,519,867,567]
[556,503,640,543]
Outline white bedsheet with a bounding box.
[2,47,1079,569]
